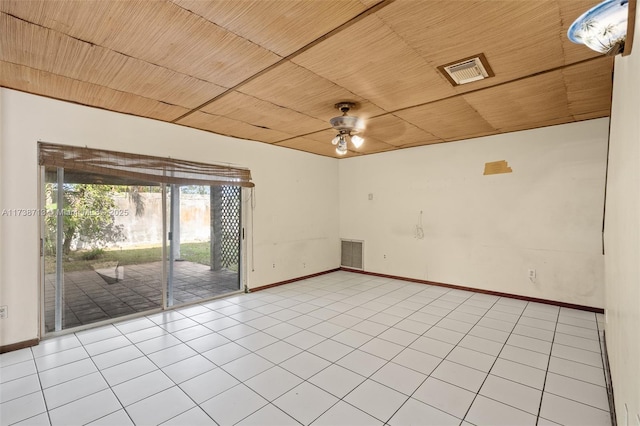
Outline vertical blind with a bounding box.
[38,142,254,187]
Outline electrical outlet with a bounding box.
[0,305,7,319]
[528,269,536,279]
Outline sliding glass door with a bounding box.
[42,172,243,333]
[42,168,165,332]
[166,184,241,307]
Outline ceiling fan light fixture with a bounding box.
[329,115,363,132]
[568,0,628,55]
[336,138,348,155]
[329,102,365,155]
[351,134,364,148]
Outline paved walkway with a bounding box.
[44,261,239,331]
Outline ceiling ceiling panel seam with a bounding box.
[170,0,398,123]
[169,2,286,59]
[0,58,188,113]
[383,56,609,118]
[0,60,191,123]
[0,11,225,92]
[264,55,610,146]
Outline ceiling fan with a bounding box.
[329,102,365,156]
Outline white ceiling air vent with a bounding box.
[438,53,494,86]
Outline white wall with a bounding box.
[0,89,339,346]
[339,119,609,308]
[605,3,640,423]
[0,87,614,350]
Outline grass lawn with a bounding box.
[179,242,211,266]
[45,242,222,273]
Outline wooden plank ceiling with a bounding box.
[0,0,613,158]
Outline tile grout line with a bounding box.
[535,305,561,425]
[337,287,477,422]
[72,308,225,424]
[151,296,282,425]
[220,276,390,425]
[372,284,544,423]
[36,349,54,426]
[250,277,410,424]
[9,279,429,425]
[157,283,372,424]
[296,280,466,425]
[144,300,281,425]
[27,281,379,424]
[29,347,52,426]
[454,297,529,424]
[5,273,610,426]
[380,289,508,424]
[102,293,290,424]
[596,314,617,426]
[75,325,139,426]
[224,278,459,424]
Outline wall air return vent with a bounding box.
[341,239,363,270]
[438,53,494,86]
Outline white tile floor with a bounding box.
[0,271,611,426]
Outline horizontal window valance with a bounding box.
[38,142,254,188]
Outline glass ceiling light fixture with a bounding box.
[330,102,365,156]
[568,0,629,55]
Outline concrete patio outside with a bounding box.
[44,261,239,332]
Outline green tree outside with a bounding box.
[45,184,126,255]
